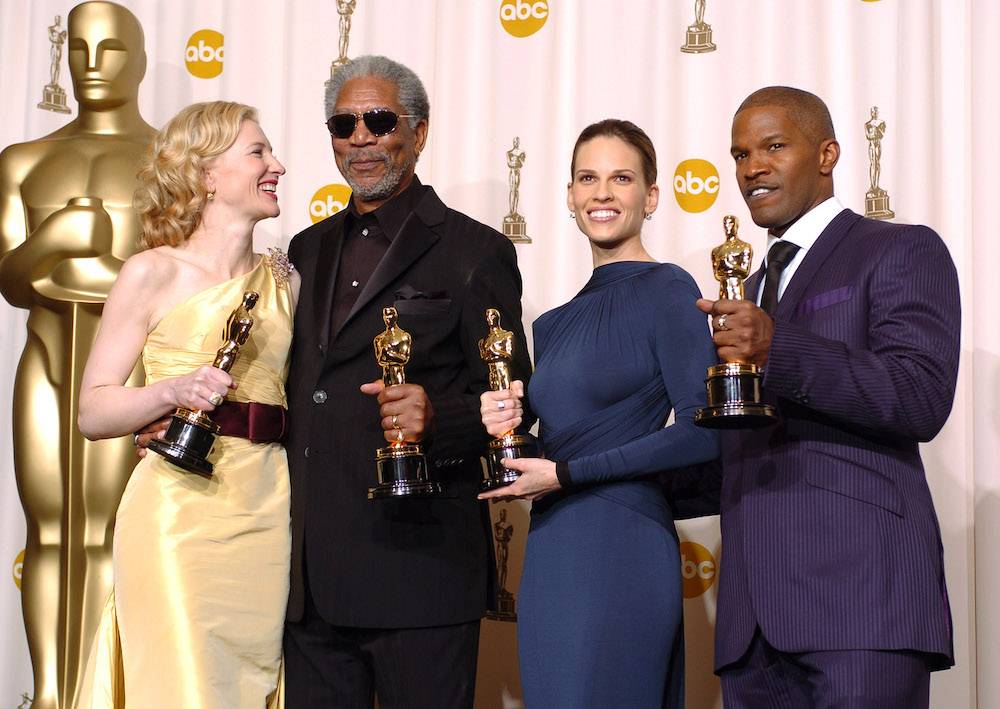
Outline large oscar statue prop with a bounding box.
[368,307,445,499]
[0,4,154,707]
[479,308,538,490]
[147,292,259,476]
[695,216,778,429]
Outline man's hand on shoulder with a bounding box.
[696,298,774,369]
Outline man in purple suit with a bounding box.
[696,87,958,707]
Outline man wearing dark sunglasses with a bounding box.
[283,55,533,708]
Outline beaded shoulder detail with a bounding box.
[264,247,294,288]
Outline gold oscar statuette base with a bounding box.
[38,84,72,114]
[681,25,717,53]
[502,214,531,243]
[695,362,778,429]
[865,191,895,221]
[483,433,537,491]
[369,444,445,499]
[146,408,220,477]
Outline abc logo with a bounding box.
[13,549,24,590]
[185,29,225,79]
[500,0,549,38]
[679,541,717,599]
[309,184,353,224]
[673,159,720,213]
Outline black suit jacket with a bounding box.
[285,183,532,628]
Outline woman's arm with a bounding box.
[563,271,719,486]
[77,252,233,440]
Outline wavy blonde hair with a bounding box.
[135,101,259,249]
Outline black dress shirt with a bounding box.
[330,178,427,334]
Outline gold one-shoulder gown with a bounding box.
[81,256,291,708]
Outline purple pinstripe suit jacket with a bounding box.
[714,208,959,672]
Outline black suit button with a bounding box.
[313,389,328,404]
[456,458,464,465]
[304,446,310,458]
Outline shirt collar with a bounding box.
[765,196,844,262]
[345,175,425,243]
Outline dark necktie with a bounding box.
[759,240,800,316]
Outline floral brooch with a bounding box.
[265,246,294,287]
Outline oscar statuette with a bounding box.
[368,307,445,499]
[479,308,538,490]
[694,216,778,429]
[147,291,259,475]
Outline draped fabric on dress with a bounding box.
[80,257,292,709]
[519,262,719,709]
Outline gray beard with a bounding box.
[344,152,415,202]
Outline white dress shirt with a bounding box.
[755,196,845,306]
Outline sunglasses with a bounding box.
[325,109,416,139]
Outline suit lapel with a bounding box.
[774,209,861,320]
[312,216,347,347]
[335,187,447,337]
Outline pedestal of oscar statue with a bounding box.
[681,25,716,53]
[502,214,530,243]
[38,84,72,113]
[865,190,895,220]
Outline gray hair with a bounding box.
[324,55,430,129]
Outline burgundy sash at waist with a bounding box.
[213,401,287,443]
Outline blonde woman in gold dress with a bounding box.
[77,101,296,708]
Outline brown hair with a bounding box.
[570,119,657,186]
[134,101,258,249]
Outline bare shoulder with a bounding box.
[118,248,180,292]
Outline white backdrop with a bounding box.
[1,1,997,707]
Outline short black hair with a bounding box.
[735,86,836,144]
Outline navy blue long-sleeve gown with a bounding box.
[520,261,719,708]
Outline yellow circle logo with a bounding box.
[309,184,353,224]
[185,29,225,79]
[673,159,720,213]
[680,541,717,598]
[13,549,24,590]
[500,0,549,37]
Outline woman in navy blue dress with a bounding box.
[480,120,719,708]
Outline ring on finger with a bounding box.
[133,433,140,447]
[209,392,224,406]
[717,314,729,331]
[497,400,506,410]
[391,414,399,429]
